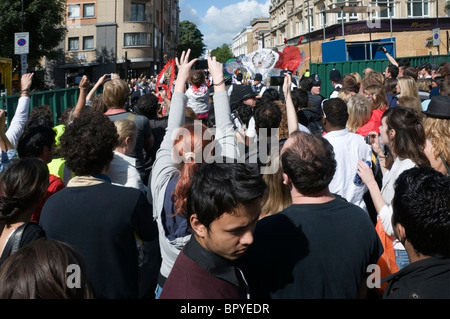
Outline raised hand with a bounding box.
[174,49,198,93]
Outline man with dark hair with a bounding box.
[240,131,382,299]
[418,62,432,79]
[383,166,450,299]
[160,160,267,299]
[384,64,399,79]
[244,100,282,174]
[321,98,373,215]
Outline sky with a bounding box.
[179,0,271,51]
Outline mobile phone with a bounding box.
[193,59,208,70]
[365,133,377,144]
[270,76,285,86]
[105,74,112,80]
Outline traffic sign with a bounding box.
[15,32,29,55]
[432,28,440,47]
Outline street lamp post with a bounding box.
[307,1,312,68]
[21,0,24,32]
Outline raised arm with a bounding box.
[86,74,108,102]
[283,73,299,135]
[207,55,237,159]
[72,75,91,119]
[6,73,33,148]
[151,50,198,178]
[381,47,398,67]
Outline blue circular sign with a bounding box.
[17,38,27,46]
[434,33,439,40]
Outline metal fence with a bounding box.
[311,54,450,98]
[1,54,448,128]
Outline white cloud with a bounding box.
[179,0,202,26]
[181,0,271,51]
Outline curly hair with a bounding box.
[281,131,336,195]
[60,111,118,176]
[0,237,94,299]
[423,116,450,165]
[0,158,49,225]
[382,106,430,169]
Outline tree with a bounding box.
[210,44,233,63]
[0,0,67,70]
[177,21,205,59]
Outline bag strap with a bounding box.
[0,223,26,266]
[128,112,136,121]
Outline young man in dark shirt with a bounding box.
[160,159,266,299]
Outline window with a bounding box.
[83,36,94,50]
[308,8,314,31]
[69,37,79,51]
[299,17,303,35]
[83,4,95,18]
[320,5,327,28]
[408,0,429,17]
[124,33,151,47]
[68,4,80,18]
[336,0,346,23]
[372,0,394,18]
[131,3,146,21]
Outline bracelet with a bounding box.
[20,89,30,93]
[213,79,225,86]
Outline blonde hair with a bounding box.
[423,116,450,164]
[114,119,137,146]
[397,96,423,120]
[337,90,354,103]
[347,94,371,133]
[102,79,130,109]
[397,76,419,99]
[260,154,291,219]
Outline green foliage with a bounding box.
[210,44,233,63]
[0,0,67,69]
[176,20,205,59]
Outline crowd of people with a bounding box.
[0,50,448,300]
